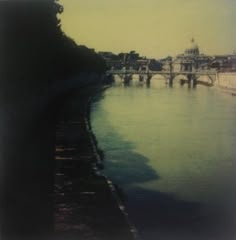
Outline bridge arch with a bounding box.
[151,73,169,81]
[110,73,125,84]
[173,74,188,81]
[172,74,189,85]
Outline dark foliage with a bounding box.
[1,0,106,83]
[0,1,106,239]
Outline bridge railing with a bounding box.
[107,69,217,75]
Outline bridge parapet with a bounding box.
[107,69,217,75]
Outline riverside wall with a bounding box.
[215,72,236,95]
[54,84,137,240]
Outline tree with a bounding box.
[0,1,106,239]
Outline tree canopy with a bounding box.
[2,0,106,83]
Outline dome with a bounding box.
[187,38,199,49]
[184,38,199,56]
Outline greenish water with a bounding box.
[91,78,236,240]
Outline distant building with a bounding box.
[99,50,162,71]
[98,51,122,69]
[173,38,212,72]
[161,39,212,72]
[211,54,236,72]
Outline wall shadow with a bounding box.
[91,92,160,186]
[126,187,236,240]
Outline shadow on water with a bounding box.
[92,90,236,240]
[91,91,160,186]
[126,186,236,240]
[101,145,154,186]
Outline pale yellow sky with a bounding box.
[59,0,236,58]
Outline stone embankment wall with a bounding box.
[216,72,236,94]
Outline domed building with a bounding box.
[184,38,200,56]
[172,38,212,72]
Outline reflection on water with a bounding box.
[91,78,236,240]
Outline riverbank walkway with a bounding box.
[53,87,136,240]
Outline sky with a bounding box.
[59,0,236,58]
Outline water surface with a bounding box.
[91,78,236,240]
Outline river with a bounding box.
[91,77,236,240]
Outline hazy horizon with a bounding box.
[59,0,236,58]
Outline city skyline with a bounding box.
[59,0,236,58]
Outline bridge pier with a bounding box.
[106,73,115,83]
[186,74,197,88]
[187,74,191,84]
[169,75,174,86]
[192,75,197,87]
[124,74,132,85]
[146,74,152,86]
[139,75,144,82]
[187,74,193,87]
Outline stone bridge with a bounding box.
[106,69,218,86]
